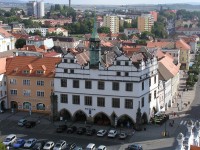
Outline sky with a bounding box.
[41,0,200,5]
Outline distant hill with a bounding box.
[0,0,22,3]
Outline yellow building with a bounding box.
[138,14,154,32]
[6,56,61,114]
[103,15,119,33]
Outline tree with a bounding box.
[140,31,154,40]
[15,39,26,49]
[97,27,110,34]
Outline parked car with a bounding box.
[86,143,96,150]
[97,145,107,150]
[107,129,117,138]
[25,121,36,128]
[43,141,54,150]
[56,125,67,133]
[13,138,25,148]
[66,143,76,150]
[86,128,96,136]
[119,132,128,139]
[74,146,83,150]
[24,138,37,148]
[97,129,107,137]
[32,140,46,150]
[17,119,27,127]
[77,127,86,135]
[3,134,17,146]
[67,126,77,133]
[53,140,67,150]
[127,144,143,150]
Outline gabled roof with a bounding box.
[0,27,13,38]
[6,56,61,77]
[176,39,191,50]
[21,45,44,53]
[0,58,6,74]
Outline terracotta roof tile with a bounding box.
[0,27,13,38]
[6,56,61,78]
[176,39,191,50]
[21,45,44,53]
[0,58,6,74]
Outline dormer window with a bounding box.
[36,70,44,74]
[125,61,129,66]
[23,70,30,74]
[116,61,120,65]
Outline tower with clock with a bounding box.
[89,9,101,69]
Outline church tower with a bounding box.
[89,9,101,69]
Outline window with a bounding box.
[36,70,44,74]
[141,97,144,107]
[112,98,120,108]
[154,90,157,99]
[61,79,67,87]
[125,72,129,76]
[85,80,92,89]
[23,90,30,96]
[36,103,45,110]
[125,61,129,66]
[142,82,144,90]
[23,70,30,74]
[116,72,121,76]
[97,97,105,107]
[72,95,80,104]
[73,80,79,88]
[60,94,68,103]
[23,102,31,110]
[10,79,16,85]
[125,99,133,109]
[149,78,151,87]
[37,91,44,97]
[154,76,156,84]
[126,83,133,91]
[70,59,74,63]
[10,89,17,95]
[23,80,30,85]
[64,59,67,63]
[116,61,120,65]
[98,81,104,90]
[64,69,68,73]
[84,96,92,106]
[36,80,44,86]
[70,69,74,74]
[149,93,151,103]
[112,82,119,91]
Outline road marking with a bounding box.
[180,120,184,125]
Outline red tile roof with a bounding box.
[21,45,44,53]
[0,27,13,38]
[176,39,191,50]
[0,58,6,74]
[6,56,61,78]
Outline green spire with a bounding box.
[91,7,99,40]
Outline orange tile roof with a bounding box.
[39,45,48,50]
[101,40,114,47]
[0,58,6,74]
[6,56,61,78]
[156,49,165,60]
[191,145,200,150]
[147,41,171,48]
[176,39,191,50]
[21,45,44,53]
[0,27,13,38]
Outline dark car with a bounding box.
[25,121,36,128]
[66,143,76,150]
[76,127,86,135]
[127,144,143,150]
[86,128,96,136]
[56,124,68,133]
[32,141,46,150]
[67,126,77,133]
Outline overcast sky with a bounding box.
[42,0,200,5]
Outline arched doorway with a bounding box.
[10,101,18,109]
[0,101,5,111]
[60,109,72,120]
[117,114,135,128]
[23,102,31,110]
[142,112,148,124]
[36,103,45,111]
[94,112,111,125]
[73,110,87,122]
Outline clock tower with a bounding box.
[89,9,101,69]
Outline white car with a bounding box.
[24,138,37,148]
[98,145,107,150]
[18,119,27,126]
[53,140,67,150]
[3,134,17,146]
[43,141,54,150]
[97,130,107,137]
[107,129,117,138]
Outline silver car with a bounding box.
[53,140,67,150]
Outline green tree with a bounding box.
[15,39,26,49]
[131,19,137,28]
[140,31,154,40]
[152,22,168,38]
[124,21,132,28]
[97,27,110,34]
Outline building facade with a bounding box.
[0,28,15,52]
[138,14,154,32]
[27,0,44,18]
[24,28,48,37]
[6,56,61,114]
[103,15,119,33]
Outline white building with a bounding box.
[27,0,45,18]
[0,28,15,53]
[176,27,200,36]
[124,28,140,37]
[0,58,7,112]
[54,20,159,126]
[26,36,54,49]
[24,28,48,37]
[51,37,79,49]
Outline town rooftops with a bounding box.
[0,58,6,74]
[0,27,13,38]
[50,36,76,42]
[6,56,61,78]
